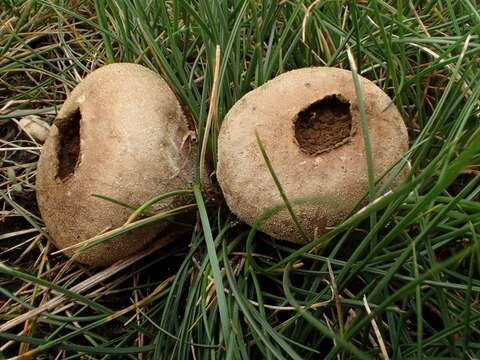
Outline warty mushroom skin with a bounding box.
[36,63,196,266]
[217,67,409,243]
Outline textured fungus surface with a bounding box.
[217,67,409,243]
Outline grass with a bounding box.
[1,0,479,358]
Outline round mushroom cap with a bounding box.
[217,67,409,243]
[36,63,196,266]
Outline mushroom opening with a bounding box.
[55,108,81,180]
[294,94,353,155]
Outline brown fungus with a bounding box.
[217,67,409,243]
[36,63,196,266]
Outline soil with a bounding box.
[294,94,353,155]
[55,108,81,180]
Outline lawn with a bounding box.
[0,1,479,359]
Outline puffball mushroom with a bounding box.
[36,63,196,266]
[217,67,409,243]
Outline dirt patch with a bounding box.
[294,94,353,155]
[55,108,81,180]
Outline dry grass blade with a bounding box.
[199,45,221,181]
[0,234,175,333]
[363,295,389,360]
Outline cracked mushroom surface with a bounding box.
[36,63,196,266]
[217,67,409,243]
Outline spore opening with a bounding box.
[294,95,353,155]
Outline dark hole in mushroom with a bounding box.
[294,94,353,155]
[55,108,81,180]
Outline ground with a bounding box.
[0,1,479,359]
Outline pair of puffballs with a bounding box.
[36,64,408,266]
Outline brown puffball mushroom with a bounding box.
[217,67,409,243]
[36,63,196,266]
